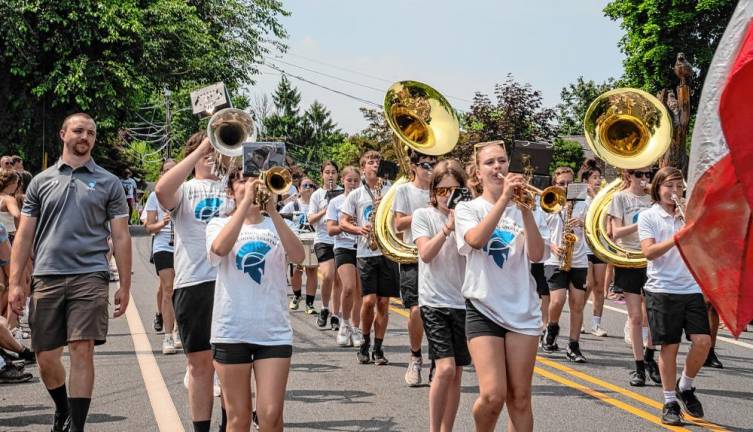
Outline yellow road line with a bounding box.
[124,293,185,432]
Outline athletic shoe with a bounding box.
[590,325,608,337]
[372,349,389,366]
[183,368,189,390]
[213,373,221,397]
[542,325,559,353]
[18,347,36,364]
[704,349,723,369]
[0,364,32,384]
[646,359,662,384]
[404,356,422,386]
[676,378,704,418]
[623,320,632,346]
[336,324,352,347]
[289,296,300,310]
[51,410,72,432]
[305,303,317,315]
[629,370,646,387]
[153,313,163,333]
[565,343,587,363]
[317,308,330,328]
[580,326,586,334]
[661,401,683,426]
[351,328,365,347]
[330,316,340,331]
[173,332,182,350]
[357,344,371,364]
[162,335,176,355]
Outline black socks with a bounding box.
[374,338,383,352]
[293,291,301,298]
[305,294,315,306]
[635,360,646,373]
[363,333,371,347]
[68,397,91,432]
[48,384,69,415]
[644,347,656,362]
[192,420,210,432]
[410,349,422,358]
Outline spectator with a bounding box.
[121,169,138,224]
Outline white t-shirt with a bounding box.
[143,192,173,254]
[392,182,430,244]
[455,197,542,336]
[121,177,137,199]
[608,190,652,250]
[206,217,292,345]
[638,204,701,295]
[308,187,341,245]
[412,207,466,309]
[326,194,357,250]
[544,201,589,269]
[532,198,551,264]
[342,183,391,258]
[172,178,232,289]
[281,199,309,232]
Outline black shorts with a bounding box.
[357,256,399,298]
[399,263,418,309]
[614,267,647,295]
[421,306,471,366]
[153,251,174,274]
[334,248,357,268]
[212,342,292,364]
[645,292,710,345]
[544,265,587,291]
[465,300,510,339]
[531,263,548,297]
[314,243,335,262]
[588,254,605,265]
[173,281,215,353]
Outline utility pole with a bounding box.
[164,87,173,159]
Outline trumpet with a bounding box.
[496,173,566,213]
[255,166,292,206]
[671,193,686,222]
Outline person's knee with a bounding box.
[376,298,390,315]
[478,389,506,414]
[187,354,213,377]
[227,412,251,431]
[362,296,377,309]
[37,350,61,369]
[258,404,283,429]
[68,341,94,361]
[692,335,712,352]
[433,362,456,382]
[507,386,532,413]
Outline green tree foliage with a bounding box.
[557,77,618,136]
[603,0,736,102]
[549,138,585,175]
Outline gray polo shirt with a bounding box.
[21,158,129,276]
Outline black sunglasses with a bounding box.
[302,183,317,190]
[631,171,653,179]
[416,161,437,171]
[434,186,458,197]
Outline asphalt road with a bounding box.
[1,233,752,431]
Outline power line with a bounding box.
[263,56,385,94]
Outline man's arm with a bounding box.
[110,217,132,317]
[8,216,36,315]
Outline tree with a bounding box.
[549,138,585,175]
[557,77,618,136]
[603,0,736,106]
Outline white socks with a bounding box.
[663,390,677,403]
[592,316,601,328]
[678,373,694,392]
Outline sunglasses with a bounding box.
[415,161,436,171]
[302,183,317,190]
[434,186,458,197]
[631,171,652,179]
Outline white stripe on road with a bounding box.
[124,293,185,431]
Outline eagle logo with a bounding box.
[194,197,223,222]
[483,228,515,269]
[235,241,272,284]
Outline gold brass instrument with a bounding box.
[255,166,292,206]
[207,108,257,175]
[559,202,577,271]
[671,193,686,223]
[367,178,384,251]
[583,88,672,268]
[373,81,460,263]
[510,180,567,214]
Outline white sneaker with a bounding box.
[173,332,182,350]
[162,335,177,355]
[590,326,608,337]
[213,373,222,397]
[624,320,632,346]
[404,356,422,387]
[183,368,189,390]
[337,324,353,347]
[351,327,365,347]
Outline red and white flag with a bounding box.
[675,0,753,337]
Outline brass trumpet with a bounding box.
[497,173,566,213]
[255,166,292,206]
[671,193,686,222]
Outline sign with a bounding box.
[242,142,286,177]
[190,82,230,116]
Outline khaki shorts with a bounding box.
[29,272,110,352]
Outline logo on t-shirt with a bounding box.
[363,204,373,222]
[632,211,642,224]
[194,198,224,222]
[483,228,515,269]
[235,241,273,284]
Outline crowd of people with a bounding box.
[0,113,748,432]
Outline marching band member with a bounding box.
[581,160,609,337]
[638,167,711,426]
[281,177,318,314]
[411,159,468,432]
[207,167,304,432]
[455,141,544,432]
[327,166,365,347]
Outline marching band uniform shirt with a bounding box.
[455,197,542,336]
[608,190,652,250]
[309,187,340,245]
[411,207,466,309]
[638,204,701,295]
[583,196,595,256]
[392,182,430,244]
[326,194,357,250]
[206,216,292,345]
[532,197,551,264]
[281,199,309,232]
[341,183,391,258]
[544,201,589,269]
[143,191,173,254]
[172,178,232,289]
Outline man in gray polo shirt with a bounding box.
[8,112,132,432]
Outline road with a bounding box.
[1,232,752,431]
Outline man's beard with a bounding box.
[69,141,92,157]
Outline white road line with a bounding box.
[590,300,753,350]
[124,292,185,432]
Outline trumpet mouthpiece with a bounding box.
[496,173,504,179]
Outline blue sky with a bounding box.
[250,0,625,134]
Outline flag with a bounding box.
[675,0,753,337]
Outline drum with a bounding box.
[299,232,318,268]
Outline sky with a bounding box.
[249,0,626,134]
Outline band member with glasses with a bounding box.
[455,141,544,432]
[393,150,436,386]
[307,161,343,330]
[207,167,304,432]
[608,167,660,387]
[412,159,469,432]
[580,160,609,337]
[281,177,318,314]
[638,167,711,426]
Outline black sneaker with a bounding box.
[542,325,560,353]
[372,349,389,365]
[661,401,683,426]
[676,378,704,418]
[704,349,723,369]
[0,364,32,384]
[317,308,330,328]
[646,359,662,384]
[565,342,587,363]
[51,410,71,432]
[153,314,163,333]
[357,344,371,364]
[629,370,646,387]
[330,315,340,331]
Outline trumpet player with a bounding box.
[540,167,589,364]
